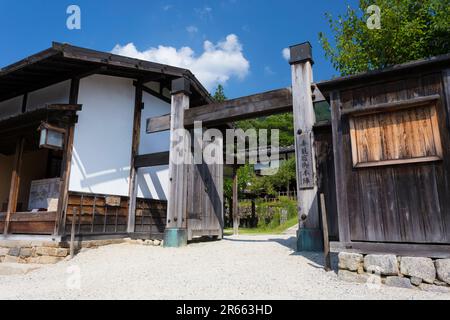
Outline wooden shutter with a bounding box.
[349,102,443,168]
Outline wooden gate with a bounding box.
[186,161,224,240]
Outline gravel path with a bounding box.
[0,234,449,300]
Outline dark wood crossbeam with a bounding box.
[147,87,293,133]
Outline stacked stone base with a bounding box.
[0,238,163,265]
[338,252,450,293]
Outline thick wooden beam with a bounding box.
[330,241,450,259]
[442,69,450,128]
[147,88,293,133]
[330,90,350,243]
[46,104,83,112]
[341,94,440,116]
[127,84,144,233]
[135,152,170,168]
[55,78,80,236]
[140,82,171,104]
[232,166,239,236]
[4,137,25,235]
[290,42,322,251]
[164,78,191,247]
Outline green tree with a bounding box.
[238,113,294,147]
[212,84,227,102]
[320,0,450,76]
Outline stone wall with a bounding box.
[338,252,450,293]
[0,238,162,265]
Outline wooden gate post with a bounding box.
[163,77,191,247]
[232,165,239,235]
[289,42,323,251]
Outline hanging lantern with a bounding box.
[38,122,65,150]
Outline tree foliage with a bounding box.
[212,84,227,102]
[319,0,450,76]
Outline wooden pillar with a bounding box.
[127,83,143,233]
[232,165,239,235]
[55,78,79,236]
[289,42,323,251]
[4,137,25,235]
[163,77,191,247]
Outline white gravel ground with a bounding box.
[0,234,449,300]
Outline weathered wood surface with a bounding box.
[166,91,190,229]
[291,60,319,229]
[349,103,443,168]
[147,88,293,133]
[55,78,79,236]
[127,84,143,233]
[0,212,56,235]
[4,137,25,235]
[134,152,170,168]
[315,128,339,240]
[332,73,450,244]
[65,192,167,236]
[185,128,224,240]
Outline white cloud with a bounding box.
[186,25,198,34]
[195,6,213,20]
[282,48,290,61]
[112,34,250,90]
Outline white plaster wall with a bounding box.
[27,80,70,110]
[136,91,171,200]
[69,75,135,196]
[0,96,23,120]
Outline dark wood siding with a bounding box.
[332,72,450,244]
[65,192,167,238]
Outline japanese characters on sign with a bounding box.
[297,132,315,189]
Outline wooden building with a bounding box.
[0,42,223,244]
[317,54,450,257]
[1,40,449,259]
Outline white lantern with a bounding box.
[38,122,65,150]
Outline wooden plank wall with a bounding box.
[186,161,224,240]
[0,212,56,235]
[315,129,339,241]
[65,192,167,237]
[333,72,450,244]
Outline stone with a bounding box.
[144,240,154,246]
[153,240,161,246]
[400,257,436,284]
[419,283,450,294]
[338,270,369,284]
[3,255,20,263]
[19,248,33,258]
[35,247,57,257]
[0,247,9,256]
[36,256,64,264]
[338,252,363,272]
[434,279,448,287]
[0,263,41,276]
[8,247,20,257]
[385,276,414,289]
[435,259,450,285]
[55,248,69,257]
[410,276,423,286]
[364,254,399,276]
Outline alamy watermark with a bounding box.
[366,5,381,30]
[66,5,81,30]
[170,121,281,175]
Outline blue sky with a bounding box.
[0,0,358,98]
